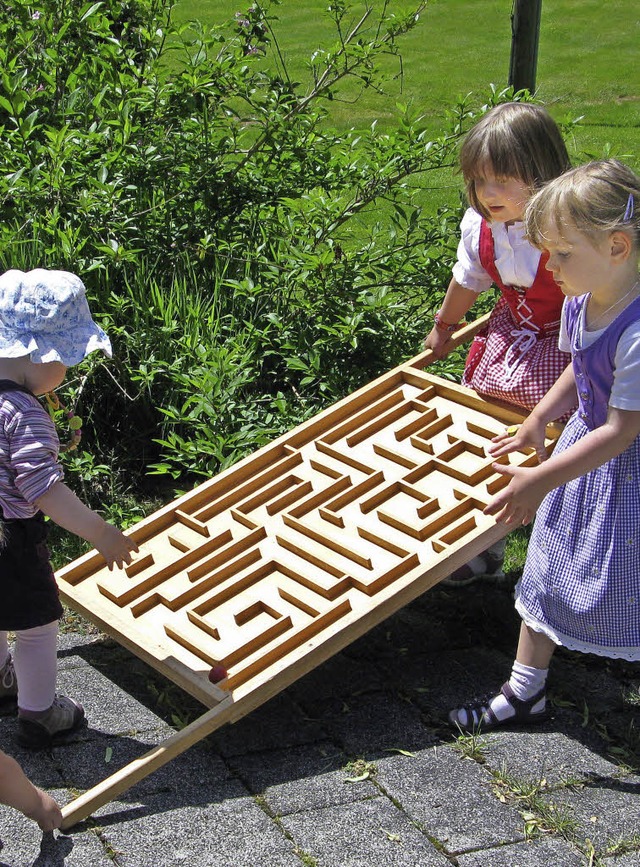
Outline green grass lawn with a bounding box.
[159,1,638,583]
[171,0,639,174]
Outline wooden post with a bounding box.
[508,0,542,93]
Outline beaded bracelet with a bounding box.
[434,311,461,333]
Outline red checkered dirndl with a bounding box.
[462,297,570,413]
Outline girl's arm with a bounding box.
[0,750,62,831]
[423,278,479,357]
[35,481,138,569]
[486,405,640,525]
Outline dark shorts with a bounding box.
[0,512,63,631]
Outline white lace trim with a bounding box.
[515,599,640,662]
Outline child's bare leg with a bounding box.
[449,620,555,730]
[0,749,62,830]
[515,620,557,669]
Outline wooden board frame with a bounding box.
[58,316,562,827]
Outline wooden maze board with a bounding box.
[57,356,560,714]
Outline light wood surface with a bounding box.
[58,314,562,827]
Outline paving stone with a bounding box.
[551,653,629,717]
[2,572,637,867]
[97,793,298,867]
[541,775,640,850]
[482,728,626,786]
[306,689,437,756]
[58,637,208,731]
[210,691,326,756]
[456,837,584,866]
[228,741,379,815]
[0,791,113,867]
[56,632,105,655]
[281,797,451,866]
[0,724,62,789]
[602,851,640,865]
[374,747,525,853]
[377,602,454,653]
[286,651,385,712]
[402,582,523,655]
[53,661,176,736]
[57,732,236,801]
[403,647,515,724]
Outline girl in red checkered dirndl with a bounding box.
[424,102,573,413]
[423,102,574,586]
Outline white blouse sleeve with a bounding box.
[610,321,640,411]
[451,208,493,294]
[558,300,571,353]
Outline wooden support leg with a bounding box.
[60,698,235,830]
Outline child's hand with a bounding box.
[91,522,139,570]
[484,463,546,526]
[25,788,62,831]
[35,483,140,570]
[423,327,455,359]
[488,418,549,464]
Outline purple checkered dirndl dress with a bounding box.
[515,296,640,661]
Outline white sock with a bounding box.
[489,661,547,721]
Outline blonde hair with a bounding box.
[460,102,570,220]
[525,159,640,249]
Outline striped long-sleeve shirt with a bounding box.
[0,390,63,518]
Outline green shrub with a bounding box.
[0,0,487,492]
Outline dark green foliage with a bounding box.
[0,0,478,492]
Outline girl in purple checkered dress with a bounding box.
[424,103,573,586]
[449,160,640,730]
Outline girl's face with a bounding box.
[0,356,67,395]
[474,168,531,224]
[24,360,67,395]
[542,223,616,298]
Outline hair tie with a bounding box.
[623,193,635,222]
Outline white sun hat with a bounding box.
[0,268,112,365]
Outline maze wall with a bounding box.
[58,364,559,708]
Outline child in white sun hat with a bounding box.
[0,269,138,748]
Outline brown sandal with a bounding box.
[448,682,548,731]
